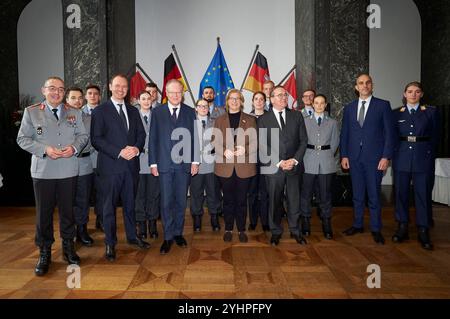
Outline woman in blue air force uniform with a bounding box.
[392,81,439,250]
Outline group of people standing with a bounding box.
[17,72,439,277]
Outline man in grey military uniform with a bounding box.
[83,84,102,231]
[66,87,95,246]
[17,76,88,276]
[300,94,339,239]
[190,99,220,232]
[300,89,316,118]
[202,86,225,217]
[202,86,225,120]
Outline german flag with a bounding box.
[243,52,270,93]
[161,53,187,103]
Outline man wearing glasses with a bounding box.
[257,86,308,246]
[300,89,316,117]
[17,76,88,276]
[149,79,199,255]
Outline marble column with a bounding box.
[62,0,108,97]
[62,0,136,100]
[295,0,370,124]
[414,0,450,157]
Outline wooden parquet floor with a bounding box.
[0,205,449,299]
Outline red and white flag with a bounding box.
[283,71,298,110]
[130,70,147,100]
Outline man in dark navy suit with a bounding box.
[392,81,439,250]
[91,74,150,262]
[149,79,199,255]
[340,74,395,244]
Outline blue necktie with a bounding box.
[118,104,128,130]
[318,117,322,126]
[171,108,178,124]
[143,115,148,125]
[410,108,416,115]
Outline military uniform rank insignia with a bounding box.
[420,105,427,111]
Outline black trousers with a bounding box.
[32,177,77,247]
[92,168,103,220]
[74,173,94,226]
[135,173,160,222]
[266,172,301,236]
[190,172,218,216]
[219,170,251,232]
[248,172,269,227]
[101,172,138,246]
[300,173,334,219]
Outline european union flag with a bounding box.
[198,44,234,107]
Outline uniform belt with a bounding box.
[307,144,331,151]
[79,152,91,158]
[400,136,430,143]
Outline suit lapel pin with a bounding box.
[37,126,42,135]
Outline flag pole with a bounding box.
[125,63,137,78]
[171,45,196,106]
[277,65,297,86]
[136,63,162,95]
[239,44,259,91]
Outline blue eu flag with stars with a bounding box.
[198,44,234,107]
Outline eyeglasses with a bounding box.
[229,97,241,102]
[167,91,182,96]
[196,104,209,109]
[302,94,314,98]
[272,93,288,99]
[45,86,65,93]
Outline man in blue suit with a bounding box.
[340,74,395,244]
[91,74,150,262]
[149,79,199,255]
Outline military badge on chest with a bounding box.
[66,115,77,127]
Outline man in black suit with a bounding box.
[91,74,150,262]
[258,86,308,246]
[149,79,199,255]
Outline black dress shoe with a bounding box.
[292,234,307,245]
[211,214,221,232]
[148,219,158,239]
[160,240,173,255]
[301,216,311,236]
[62,239,81,265]
[270,235,281,246]
[76,224,94,246]
[35,247,51,276]
[322,218,333,240]
[105,245,116,262]
[95,216,104,232]
[371,232,385,245]
[248,224,256,231]
[193,215,202,232]
[223,231,232,242]
[137,221,148,240]
[128,238,150,249]
[262,225,270,232]
[174,235,187,247]
[238,232,248,243]
[392,222,409,243]
[343,226,364,236]
[418,227,433,250]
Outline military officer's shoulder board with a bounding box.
[27,102,46,110]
